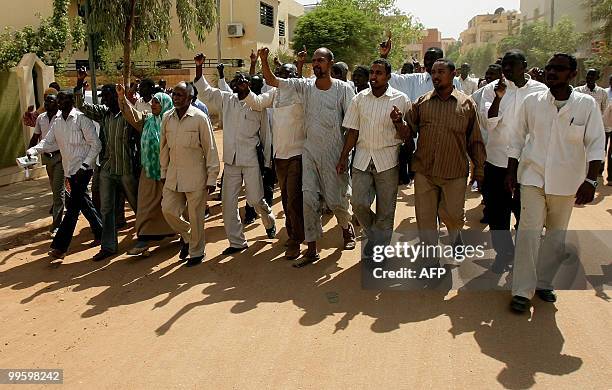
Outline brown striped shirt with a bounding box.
[408,88,486,179]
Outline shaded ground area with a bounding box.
[0,132,610,388]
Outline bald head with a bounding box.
[172,82,193,111]
[312,47,335,79]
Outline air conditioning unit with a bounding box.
[279,36,286,45]
[227,23,244,38]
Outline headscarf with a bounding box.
[140,92,173,180]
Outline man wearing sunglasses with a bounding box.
[505,53,606,313]
[193,53,277,256]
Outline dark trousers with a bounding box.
[99,169,138,252]
[482,162,521,261]
[51,169,102,253]
[92,166,127,224]
[275,156,305,244]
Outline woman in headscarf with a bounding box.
[116,85,176,255]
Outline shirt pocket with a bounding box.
[565,124,585,143]
[179,130,200,148]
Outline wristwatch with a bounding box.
[585,178,598,188]
[81,162,90,170]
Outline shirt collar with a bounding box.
[363,85,395,98]
[172,105,197,118]
[506,73,532,89]
[545,86,575,104]
[430,86,460,101]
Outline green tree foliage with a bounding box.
[445,41,462,63]
[0,0,85,71]
[87,0,217,85]
[584,0,612,69]
[457,44,497,77]
[291,0,422,69]
[498,18,580,68]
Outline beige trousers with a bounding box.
[161,188,206,257]
[512,185,574,299]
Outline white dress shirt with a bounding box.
[33,112,60,152]
[471,85,489,145]
[342,86,410,172]
[389,72,462,101]
[135,97,152,114]
[456,76,479,95]
[27,109,101,177]
[481,75,548,167]
[508,89,606,196]
[194,76,271,168]
[243,86,305,159]
[575,84,608,115]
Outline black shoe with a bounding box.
[179,238,189,260]
[204,206,210,219]
[491,256,512,274]
[510,295,531,313]
[185,256,204,267]
[266,224,276,239]
[222,245,248,255]
[92,249,115,262]
[536,289,557,302]
[480,216,489,224]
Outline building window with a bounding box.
[260,2,274,27]
[279,20,286,36]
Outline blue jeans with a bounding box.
[99,169,138,252]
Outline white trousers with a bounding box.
[222,164,275,248]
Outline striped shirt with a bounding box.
[409,88,486,179]
[34,112,60,152]
[342,86,410,172]
[75,89,135,175]
[575,85,608,115]
[27,109,101,177]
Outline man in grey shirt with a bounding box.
[259,46,356,266]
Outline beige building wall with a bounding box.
[520,0,593,58]
[2,0,304,65]
[459,10,520,54]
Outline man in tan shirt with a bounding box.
[408,59,486,268]
[160,82,220,267]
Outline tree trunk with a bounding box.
[122,0,137,87]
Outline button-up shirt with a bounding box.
[456,76,479,95]
[408,88,486,179]
[34,112,60,152]
[342,86,410,172]
[75,89,136,176]
[480,75,548,167]
[160,105,220,192]
[390,72,463,101]
[508,89,606,196]
[194,76,271,168]
[243,86,305,159]
[135,97,152,114]
[575,84,608,115]
[27,109,101,177]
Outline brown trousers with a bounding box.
[414,173,467,246]
[275,156,305,245]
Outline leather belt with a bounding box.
[44,151,60,158]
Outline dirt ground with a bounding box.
[0,132,610,389]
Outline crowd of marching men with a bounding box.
[24,35,611,313]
